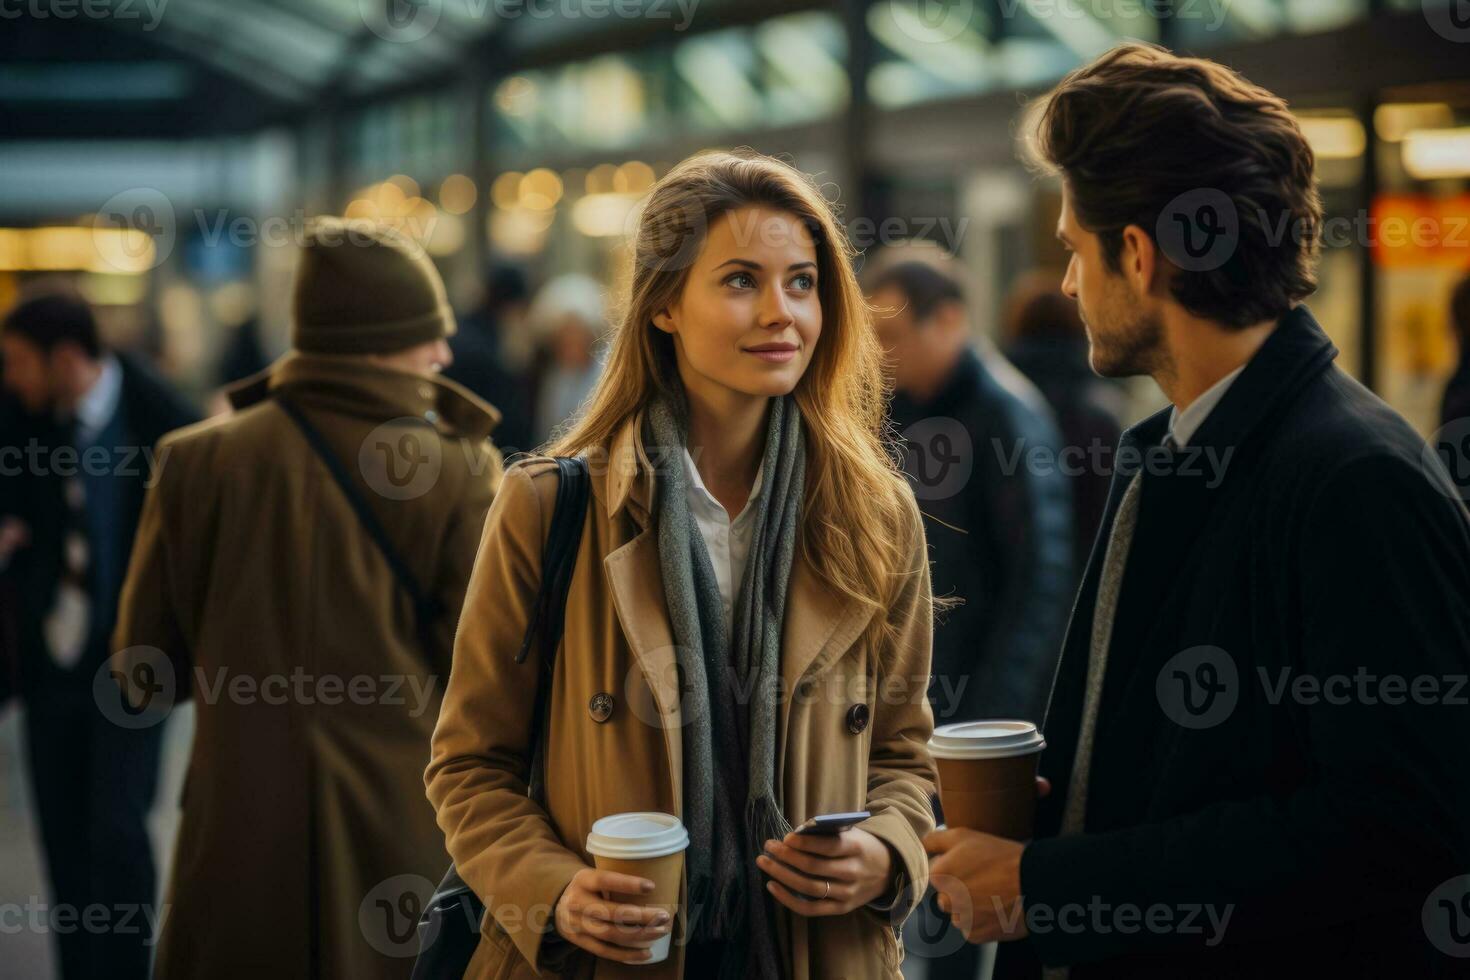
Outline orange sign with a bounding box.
[1370,194,1470,269]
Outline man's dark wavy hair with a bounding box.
[1025,42,1323,329]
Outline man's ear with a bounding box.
[1120,224,1162,296]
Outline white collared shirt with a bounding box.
[1167,364,1246,448]
[72,353,122,448]
[682,447,763,632]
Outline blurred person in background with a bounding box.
[111,219,504,980]
[926,43,1470,978]
[444,261,536,456]
[1441,272,1470,429]
[866,246,1072,980]
[2,384,33,707]
[866,245,1072,729]
[527,272,607,446]
[1,290,198,980]
[1002,271,1126,579]
[215,314,271,390]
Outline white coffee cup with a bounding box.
[586,812,689,964]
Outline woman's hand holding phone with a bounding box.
[757,827,895,916]
[552,867,673,963]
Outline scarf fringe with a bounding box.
[747,794,794,857]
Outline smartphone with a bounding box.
[794,811,871,836]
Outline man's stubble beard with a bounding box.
[1086,287,1168,381]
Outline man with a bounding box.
[924,43,1470,978]
[443,262,535,456]
[1441,273,1470,431]
[111,218,504,979]
[1,291,198,979]
[867,246,1073,729]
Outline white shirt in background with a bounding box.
[73,352,122,448]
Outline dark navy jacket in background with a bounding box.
[889,344,1074,727]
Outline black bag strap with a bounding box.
[519,456,591,806]
[275,395,443,650]
[515,456,591,664]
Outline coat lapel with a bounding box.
[603,526,685,814]
[778,553,870,760]
[1109,307,1339,649]
[599,413,686,812]
[596,410,870,810]
[1093,307,1339,739]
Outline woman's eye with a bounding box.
[790,274,815,291]
[725,272,756,289]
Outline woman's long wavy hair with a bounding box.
[547,149,918,643]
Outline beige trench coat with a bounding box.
[425,411,937,980]
[112,353,503,979]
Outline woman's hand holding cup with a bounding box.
[552,867,673,964]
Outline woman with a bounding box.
[425,150,937,979]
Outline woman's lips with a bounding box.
[745,345,798,363]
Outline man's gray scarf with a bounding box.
[644,389,804,980]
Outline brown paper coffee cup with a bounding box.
[586,812,689,964]
[929,721,1045,841]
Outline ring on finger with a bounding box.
[822,879,831,900]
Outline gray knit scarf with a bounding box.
[644,388,804,980]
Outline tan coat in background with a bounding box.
[425,412,938,980]
[112,352,503,980]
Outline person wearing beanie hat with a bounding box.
[292,216,458,357]
[111,217,505,980]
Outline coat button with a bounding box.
[589,693,615,723]
[846,703,870,735]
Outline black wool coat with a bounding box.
[1008,306,1470,978]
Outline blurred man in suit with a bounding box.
[2,291,198,979]
[867,246,1073,730]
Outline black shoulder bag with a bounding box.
[411,455,591,980]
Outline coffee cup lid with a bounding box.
[928,720,1046,760]
[586,812,690,860]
